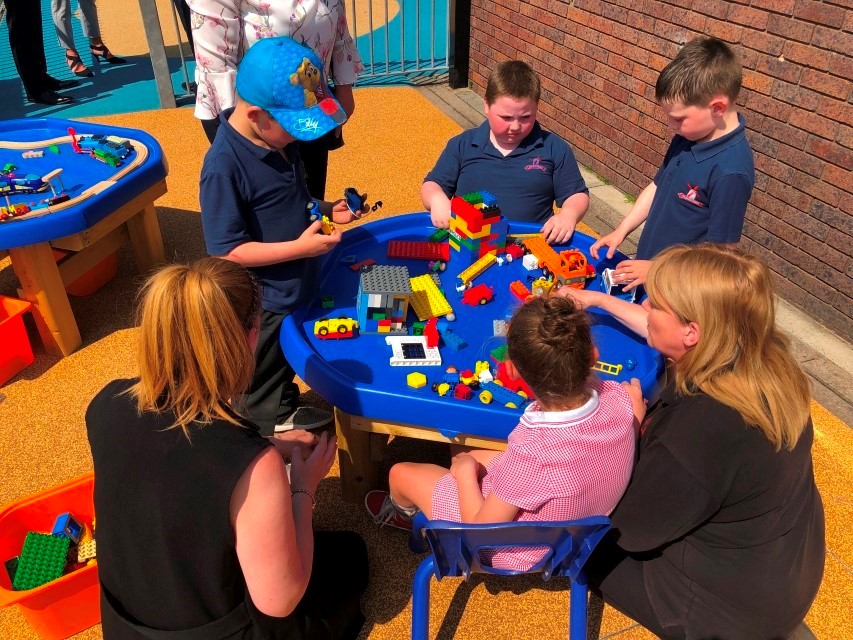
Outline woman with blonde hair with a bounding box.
[87,257,368,639]
[559,244,824,640]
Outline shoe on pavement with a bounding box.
[274,407,332,433]
[365,490,415,531]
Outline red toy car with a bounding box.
[461,283,494,306]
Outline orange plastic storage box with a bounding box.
[52,249,119,297]
[0,296,35,386]
[0,473,100,639]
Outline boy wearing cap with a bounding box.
[200,36,368,436]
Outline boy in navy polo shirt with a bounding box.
[200,36,368,436]
[591,37,754,291]
[422,60,589,245]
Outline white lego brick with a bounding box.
[522,254,539,271]
[384,336,442,367]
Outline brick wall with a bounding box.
[468,0,852,338]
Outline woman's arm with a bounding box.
[556,288,649,339]
[230,448,310,617]
[187,0,243,120]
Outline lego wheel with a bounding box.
[505,402,518,409]
[479,390,493,404]
[337,325,348,334]
[318,327,329,336]
[478,298,488,305]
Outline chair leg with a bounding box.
[568,574,589,640]
[412,556,435,640]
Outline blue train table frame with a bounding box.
[282,214,665,502]
[0,118,168,356]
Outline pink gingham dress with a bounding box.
[431,378,636,571]
[188,0,364,120]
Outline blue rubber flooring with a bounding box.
[0,0,195,120]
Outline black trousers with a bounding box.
[201,118,332,200]
[5,0,51,96]
[244,310,299,436]
[172,0,195,53]
[101,531,369,640]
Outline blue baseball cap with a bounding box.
[236,36,347,141]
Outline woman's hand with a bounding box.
[622,378,647,427]
[290,432,337,495]
[613,259,651,292]
[267,430,319,461]
[554,285,606,309]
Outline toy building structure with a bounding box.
[448,191,508,267]
[356,265,412,334]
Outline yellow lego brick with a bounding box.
[457,253,497,285]
[410,274,453,320]
[78,539,97,562]
[378,325,391,333]
[407,372,428,389]
[451,216,495,240]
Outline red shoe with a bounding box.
[365,490,414,531]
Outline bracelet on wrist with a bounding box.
[291,488,316,509]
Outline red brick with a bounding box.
[793,0,846,28]
[821,165,853,196]
[795,174,843,209]
[806,135,853,166]
[767,14,814,42]
[727,5,769,28]
[776,145,826,178]
[770,81,820,110]
[762,119,809,149]
[746,93,793,121]
[789,110,840,141]
[799,69,851,100]
[756,55,802,83]
[742,30,786,56]
[702,17,743,43]
[751,0,794,13]
[782,41,831,71]
[742,70,773,94]
[749,133,779,157]
[838,125,853,151]
[828,53,853,81]
[826,230,853,259]
[811,25,853,55]
[810,200,853,233]
[767,178,812,212]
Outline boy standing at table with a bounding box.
[591,37,755,291]
[200,36,368,436]
[422,60,590,245]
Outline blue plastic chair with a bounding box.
[408,513,611,640]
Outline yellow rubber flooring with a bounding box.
[0,87,850,639]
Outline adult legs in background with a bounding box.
[6,0,75,104]
[299,137,330,200]
[244,311,299,437]
[202,117,222,144]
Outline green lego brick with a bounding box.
[428,228,449,243]
[13,532,70,591]
[490,344,509,363]
[411,321,425,336]
[461,192,483,205]
[320,296,335,309]
[48,144,60,154]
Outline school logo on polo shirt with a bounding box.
[677,182,705,207]
[524,156,549,173]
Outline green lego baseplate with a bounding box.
[12,532,70,591]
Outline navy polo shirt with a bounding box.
[636,115,754,260]
[425,121,588,224]
[200,109,319,315]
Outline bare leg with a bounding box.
[389,462,448,519]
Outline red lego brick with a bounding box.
[387,240,450,262]
[510,280,531,301]
[424,317,439,348]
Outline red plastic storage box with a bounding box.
[0,473,100,639]
[0,296,35,386]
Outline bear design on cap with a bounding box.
[290,58,323,107]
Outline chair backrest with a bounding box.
[413,514,612,581]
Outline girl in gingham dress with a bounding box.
[366,296,639,571]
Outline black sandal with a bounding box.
[66,51,94,78]
[90,43,126,65]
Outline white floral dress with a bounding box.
[188,0,364,120]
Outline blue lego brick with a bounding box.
[480,191,498,207]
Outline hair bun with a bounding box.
[537,297,587,349]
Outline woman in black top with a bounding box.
[87,258,368,639]
[559,244,824,640]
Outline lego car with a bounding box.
[314,316,359,339]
